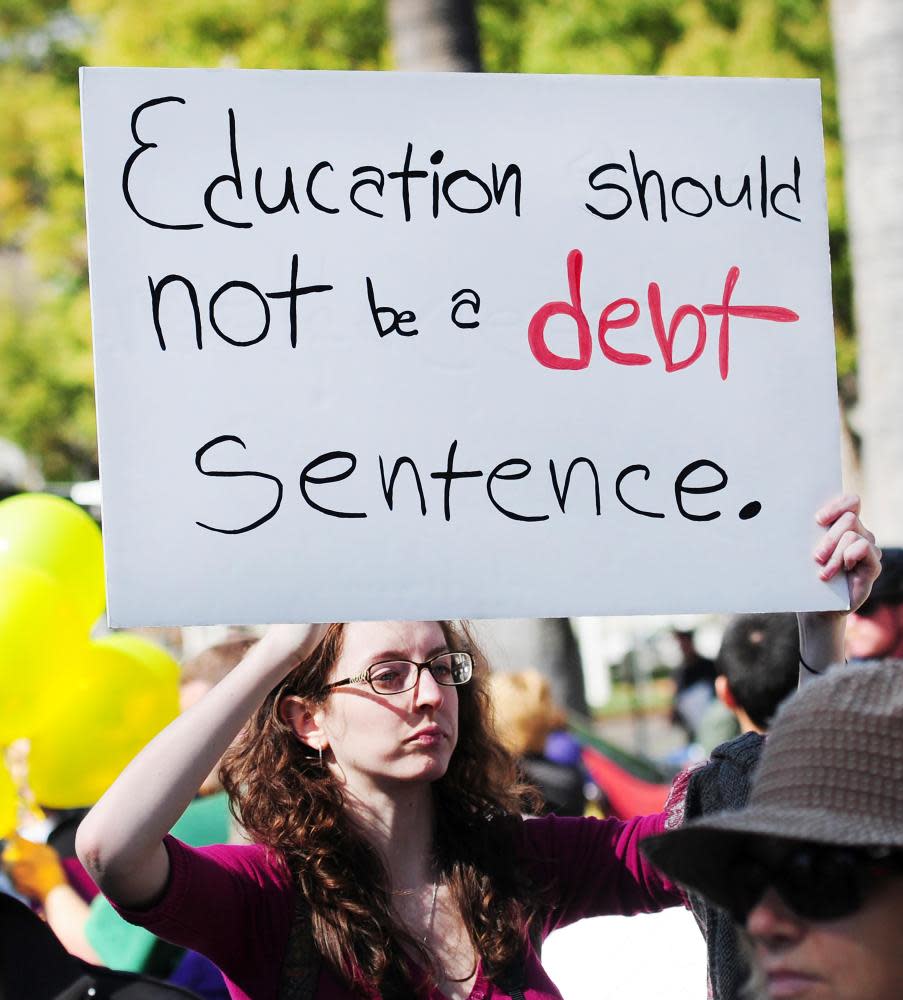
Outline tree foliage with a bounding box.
[0,0,851,479]
[0,0,386,479]
[479,0,853,379]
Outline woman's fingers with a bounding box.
[814,510,876,565]
[817,535,882,616]
[815,493,860,528]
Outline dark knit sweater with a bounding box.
[684,731,766,1000]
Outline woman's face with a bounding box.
[316,620,460,793]
[747,875,903,1000]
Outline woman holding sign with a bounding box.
[77,495,880,1000]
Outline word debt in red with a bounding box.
[527,250,799,380]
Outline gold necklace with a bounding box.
[392,879,440,944]
[423,879,439,944]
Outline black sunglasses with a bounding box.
[726,840,903,924]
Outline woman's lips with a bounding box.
[405,726,444,745]
[765,970,821,998]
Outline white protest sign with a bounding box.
[80,68,846,626]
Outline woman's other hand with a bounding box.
[798,494,882,679]
[812,494,882,613]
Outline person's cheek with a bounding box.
[442,691,457,743]
[845,612,894,658]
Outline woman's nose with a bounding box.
[746,887,807,947]
[413,666,444,707]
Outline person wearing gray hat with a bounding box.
[642,660,903,1000]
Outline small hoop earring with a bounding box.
[319,746,324,767]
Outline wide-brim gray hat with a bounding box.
[642,660,903,912]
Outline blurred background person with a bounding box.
[488,669,590,816]
[845,546,903,661]
[696,613,801,755]
[670,628,718,744]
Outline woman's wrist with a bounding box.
[796,611,846,680]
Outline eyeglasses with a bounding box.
[726,840,903,924]
[323,651,474,696]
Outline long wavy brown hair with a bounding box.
[220,621,543,996]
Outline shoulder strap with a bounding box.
[494,915,543,998]
[278,895,322,1000]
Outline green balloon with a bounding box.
[0,493,105,630]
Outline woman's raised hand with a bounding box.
[255,623,330,675]
[812,494,882,613]
[77,621,330,908]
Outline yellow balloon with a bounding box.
[28,641,179,809]
[0,762,17,838]
[0,564,86,744]
[0,492,105,629]
[97,633,180,689]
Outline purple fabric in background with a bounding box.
[544,730,583,768]
[170,950,230,1000]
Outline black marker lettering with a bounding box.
[771,156,801,222]
[629,150,667,222]
[442,170,493,214]
[148,274,202,350]
[350,166,385,218]
[430,440,483,522]
[671,176,713,217]
[122,97,203,230]
[615,464,665,518]
[675,459,728,521]
[194,435,283,534]
[450,288,480,329]
[299,452,366,519]
[549,458,601,515]
[209,281,270,347]
[715,173,752,210]
[379,456,427,515]
[366,277,418,338]
[487,459,549,522]
[387,142,428,223]
[254,166,299,215]
[586,163,632,220]
[203,108,252,229]
[266,254,334,349]
[491,163,522,217]
[307,161,339,215]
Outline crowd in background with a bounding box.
[1,549,900,999]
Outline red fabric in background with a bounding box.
[581,746,670,819]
